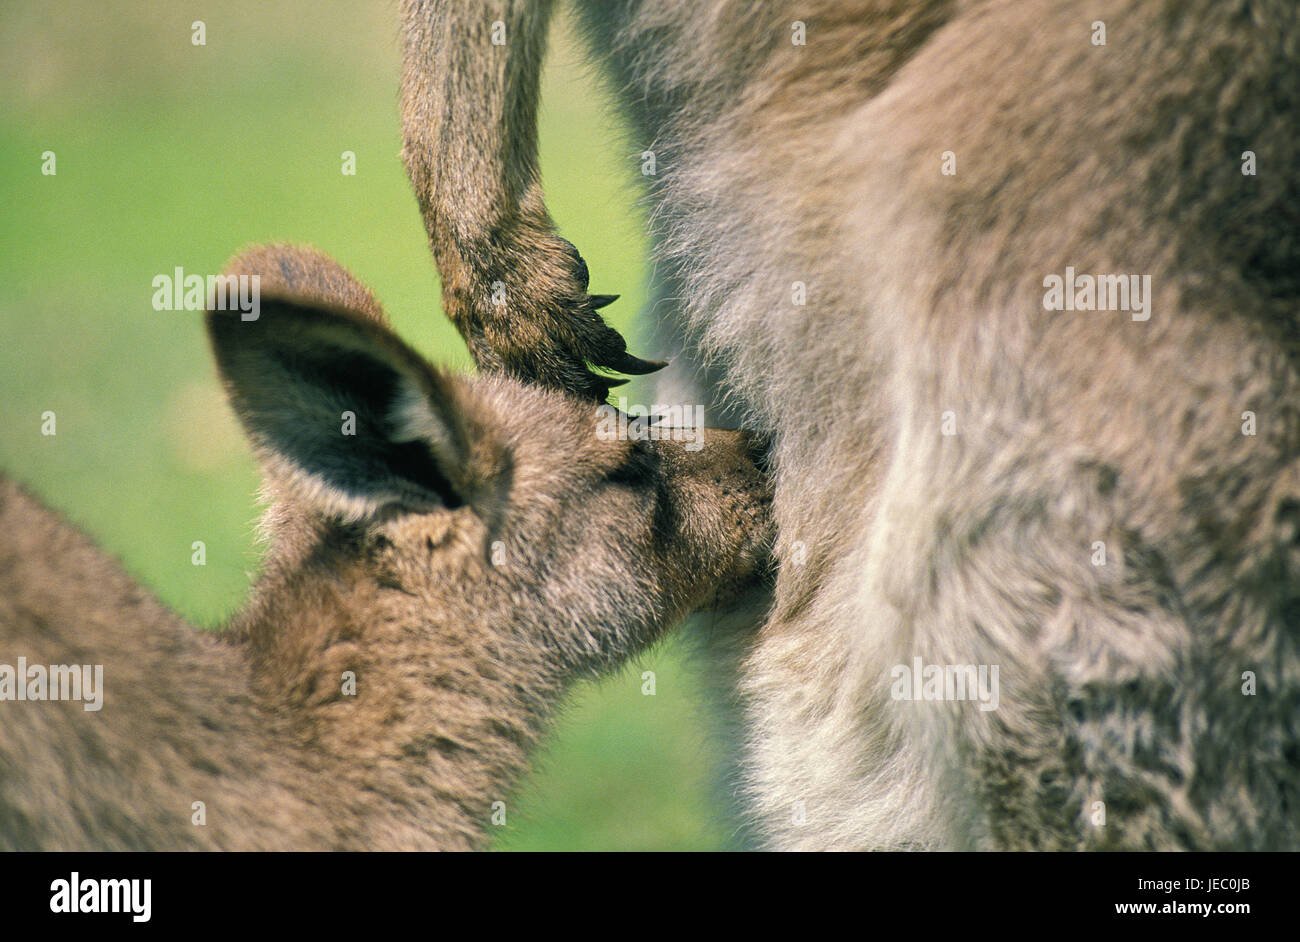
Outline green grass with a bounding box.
[0,1,729,851]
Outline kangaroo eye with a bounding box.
[605,443,659,487]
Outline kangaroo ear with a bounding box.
[206,254,502,522]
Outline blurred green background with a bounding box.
[0,1,733,850]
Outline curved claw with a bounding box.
[606,352,668,375]
[589,294,620,310]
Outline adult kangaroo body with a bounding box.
[401,0,1300,849]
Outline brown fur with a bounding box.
[0,244,772,850]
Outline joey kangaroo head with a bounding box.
[206,245,773,678]
[0,242,773,851]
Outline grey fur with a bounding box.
[402,0,1300,848]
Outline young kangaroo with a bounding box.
[400,1,1300,849]
[0,244,772,851]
